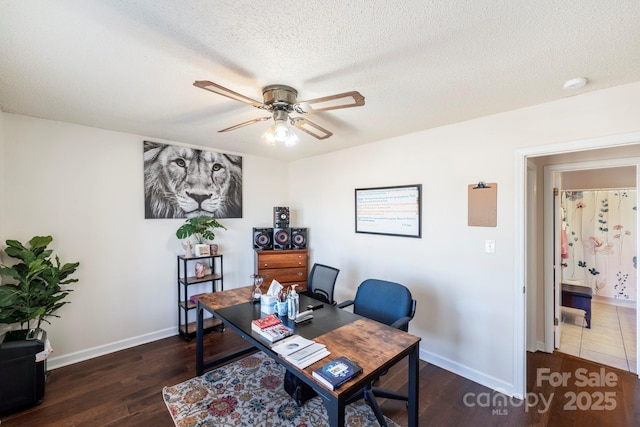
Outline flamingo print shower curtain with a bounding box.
[561,189,637,301]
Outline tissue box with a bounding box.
[260,295,278,314]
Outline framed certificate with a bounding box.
[355,184,422,238]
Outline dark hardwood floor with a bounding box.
[1,329,638,426]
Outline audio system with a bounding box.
[253,227,273,250]
[254,207,307,251]
[291,228,308,249]
[274,206,290,228]
[273,227,291,250]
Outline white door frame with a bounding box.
[515,131,640,397]
[546,168,562,350]
[526,160,538,353]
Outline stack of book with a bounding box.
[272,335,331,369]
[312,356,363,390]
[251,314,294,343]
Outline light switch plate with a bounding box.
[485,240,496,254]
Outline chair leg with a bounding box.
[345,388,364,405]
[370,386,409,402]
[363,387,388,427]
[350,384,407,426]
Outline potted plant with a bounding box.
[0,235,78,414]
[176,216,227,256]
[0,235,80,335]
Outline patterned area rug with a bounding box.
[162,351,399,427]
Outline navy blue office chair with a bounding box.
[303,263,340,305]
[337,279,416,427]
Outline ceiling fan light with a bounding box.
[285,132,299,147]
[263,121,297,146]
[273,120,291,143]
[262,127,277,145]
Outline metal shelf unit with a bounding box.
[177,254,224,340]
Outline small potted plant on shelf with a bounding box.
[176,215,227,257]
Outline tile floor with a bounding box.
[558,298,637,373]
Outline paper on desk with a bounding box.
[266,279,283,297]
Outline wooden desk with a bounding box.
[196,285,421,427]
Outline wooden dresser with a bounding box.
[255,249,308,292]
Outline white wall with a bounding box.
[289,81,640,395]
[2,114,289,367]
[563,166,636,189]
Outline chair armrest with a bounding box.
[390,316,412,331]
[336,300,354,309]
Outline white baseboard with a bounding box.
[46,327,177,370]
[419,347,515,397]
[593,294,637,308]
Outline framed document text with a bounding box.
[355,184,422,238]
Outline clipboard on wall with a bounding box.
[468,182,497,227]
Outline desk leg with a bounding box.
[408,345,419,427]
[196,301,204,376]
[325,398,345,427]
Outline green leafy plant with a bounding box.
[176,216,227,243]
[0,236,80,330]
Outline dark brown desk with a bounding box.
[196,285,421,427]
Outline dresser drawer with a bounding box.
[261,280,307,293]
[255,249,308,293]
[257,251,307,269]
[281,281,307,293]
[259,267,307,283]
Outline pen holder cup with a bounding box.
[276,301,288,317]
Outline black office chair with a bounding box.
[337,279,416,427]
[304,263,340,305]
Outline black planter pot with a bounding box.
[4,328,44,341]
[0,328,47,416]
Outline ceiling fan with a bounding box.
[193,81,365,144]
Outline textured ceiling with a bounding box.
[1,1,640,161]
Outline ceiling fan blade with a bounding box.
[219,116,271,133]
[291,117,333,140]
[296,91,365,113]
[194,80,264,108]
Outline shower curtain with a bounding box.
[561,189,637,301]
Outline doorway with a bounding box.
[514,132,640,398]
[551,166,637,372]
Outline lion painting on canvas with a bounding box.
[143,141,242,219]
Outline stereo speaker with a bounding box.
[253,227,273,250]
[273,227,291,250]
[274,206,290,228]
[291,228,308,249]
